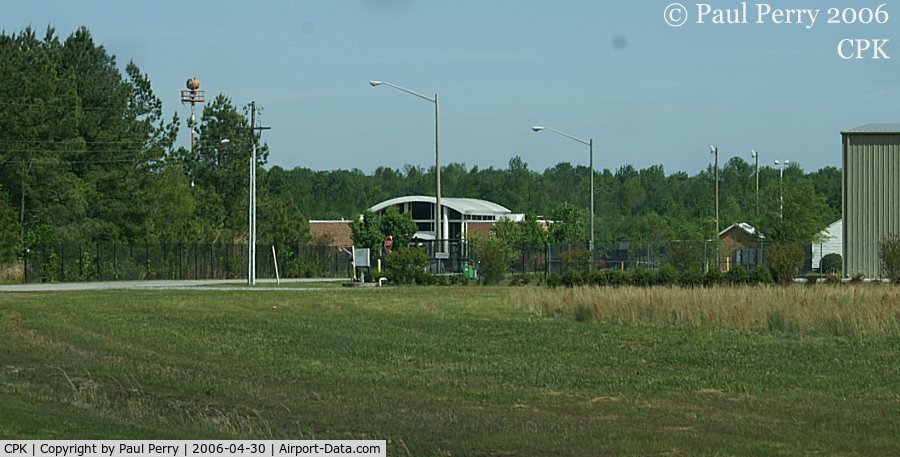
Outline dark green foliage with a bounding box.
[384,246,430,285]
[468,234,509,285]
[0,25,842,270]
[657,264,679,286]
[518,213,549,249]
[668,241,704,273]
[820,253,842,275]
[545,272,561,288]
[880,233,900,282]
[379,207,417,249]
[766,244,805,285]
[350,208,416,254]
[750,264,775,285]
[725,266,750,285]
[549,202,586,243]
[0,187,19,263]
[561,270,584,287]
[755,171,831,243]
[560,248,591,276]
[350,211,384,252]
[630,268,655,287]
[590,269,626,287]
[679,268,704,288]
[703,268,724,287]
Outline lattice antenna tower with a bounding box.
[180,77,206,153]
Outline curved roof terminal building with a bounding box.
[369,196,523,241]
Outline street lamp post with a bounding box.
[710,145,720,237]
[751,149,759,216]
[532,126,594,267]
[775,159,791,221]
[710,145,720,272]
[370,80,443,254]
[246,101,270,286]
[218,138,231,195]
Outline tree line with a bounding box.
[0,26,839,265]
[271,156,839,245]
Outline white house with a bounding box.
[811,219,842,271]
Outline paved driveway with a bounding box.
[0,278,349,292]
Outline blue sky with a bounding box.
[5,1,899,174]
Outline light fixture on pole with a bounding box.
[246,102,270,286]
[532,126,594,267]
[710,145,720,239]
[370,80,443,255]
[751,149,759,216]
[775,159,791,222]
[217,138,231,194]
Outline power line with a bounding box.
[0,101,134,111]
[0,156,172,166]
[0,139,149,145]
[0,149,155,154]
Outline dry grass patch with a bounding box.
[0,262,23,283]
[515,285,900,337]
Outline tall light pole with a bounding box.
[370,80,443,254]
[710,145,720,272]
[247,102,270,285]
[775,159,790,222]
[532,126,594,266]
[710,145,719,238]
[751,149,759,217]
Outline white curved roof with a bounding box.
[370,196,512,215]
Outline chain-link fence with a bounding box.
[22,239,825,283]
[23,243,351,283]
[499,240,818,277]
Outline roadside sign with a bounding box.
[355,248,371,267]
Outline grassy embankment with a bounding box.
[1,285,898,456]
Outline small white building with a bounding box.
[811,219,842,271]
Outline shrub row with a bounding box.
[545,264,775,288]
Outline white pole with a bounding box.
[251,138,256,285]
[272,245,280,285]
[434,93,442,255]
[589,138,594,270]
[351,245,357,282]
[248,101,257,286]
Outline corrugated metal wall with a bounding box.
[843,133,900,277]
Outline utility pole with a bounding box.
[19,159,33,249]
[247,101,270,286]
[775,160,790,223]
[711,145,720,272]
[751,149,759,216]
[710,145,719,237]
[589,138,594,266]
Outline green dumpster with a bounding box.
[464,264,477,280]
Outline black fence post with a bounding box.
[545,243,550,278]
[193,243,198,280]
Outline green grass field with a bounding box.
[1,286,898,456]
